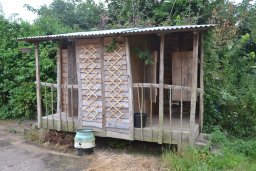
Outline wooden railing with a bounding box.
[37,82,78,132]
[132,83,202,144]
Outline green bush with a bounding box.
[204,27,256,138]
[211,128,256,160]
[0,15,71,119]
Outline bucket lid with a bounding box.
[76,128,93,133]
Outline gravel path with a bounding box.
[0,121,90,171]
[0,120,162,171]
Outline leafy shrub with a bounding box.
[211,127,256,159]
[204,26,256,138]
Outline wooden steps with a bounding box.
[194,133,211,148]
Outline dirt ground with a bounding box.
[0,120,165,171]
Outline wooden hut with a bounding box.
[18,25,214,149]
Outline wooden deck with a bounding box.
[134,115,199,145]
[42,113,199,145]
[41,113,79,132]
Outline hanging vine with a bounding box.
[106,37,118,52]
[134,48,153,65]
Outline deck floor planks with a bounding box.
[41,113,199,145]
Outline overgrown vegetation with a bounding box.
[0,1,256,168]
[105,37,118,52]
[163,128,256,170]
[203,1,256,138]
[134,48,154,65]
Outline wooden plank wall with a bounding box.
[68,42,78,117]
[165,32,193,53]
[76,38,103,128]
[129,35,159,115]
[171,51,193,101]
[129,36,146,114]
[164,32,193,84]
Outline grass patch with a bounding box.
[163,147,255,171]
[162,128,256,171]
[24,128,39,142]
[7,127,18,133]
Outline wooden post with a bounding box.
[150,85,153,141]
[75,40,83,129]
[57,44,62,131]
[125,36,134,140]
[71,84,74,131]
[180,88,183,144]
[158,34,165,144]
[141,86,144,140]
[35,42,42,128]
[169,87,172,144]
[199,33,204,132]
[51,85,55,129]
[100,38,106,136]
[68,41,78,132]
[68,41,78,118]
[189,32,199,144]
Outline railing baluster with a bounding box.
[180,87,183,144]
[44,85,48,128]
[136,85,143,141]
[65,85,68,132]
[71,84,74,132]
[137,85,141,115]
[131,83,201,145]
[150,84,153,141]
[141,85,144,141]
[51,85,54,129]
[40,82,80,131]
[169,86,172,144]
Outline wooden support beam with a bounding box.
[141,86,144,140]
[199,33,204,132]
[158,34,165,144]
[70,84,74,131]
[169,88,172,144]
[189,32,199,144]
[100,38,106,136]
[35,42,42,128]
[75,40,83,128]
[68,41,78,119]
[57,44,62,131]
[68,40,78,132]
[180,88,183,145]
[50,85,55,129]
[125,36,135,140]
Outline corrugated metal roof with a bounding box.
[18,24,214,41]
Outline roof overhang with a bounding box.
[17,24,215,42]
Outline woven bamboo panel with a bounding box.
[77,39,103,128]
[104,37,129,128]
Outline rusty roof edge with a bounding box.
[17,24,215,42]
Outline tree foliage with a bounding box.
[25,0,104,30]
[0,0,256,138]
